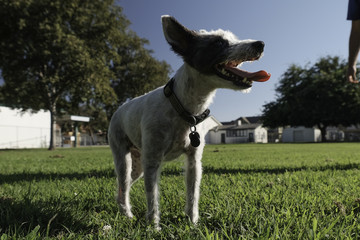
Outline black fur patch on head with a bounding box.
[184,35,231,74]
[162,16,236,75]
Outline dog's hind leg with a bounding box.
[185,148,203,224]
[130,147,143,183]
[109,133,134,218]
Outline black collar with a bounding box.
[163,78,210,126]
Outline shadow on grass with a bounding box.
[0,168,115,184]
[161,162,360,176]
[1,162,359,185]
[0,196,90,237]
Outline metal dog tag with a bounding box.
[189,131,200,147]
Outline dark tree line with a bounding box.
[262,56,360,141]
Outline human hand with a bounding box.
[347,65,359,83]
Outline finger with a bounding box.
[348,75,359,83]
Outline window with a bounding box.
[226,129,247,137]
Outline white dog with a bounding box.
[108,15,270,228]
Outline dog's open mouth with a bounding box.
[214,60,271,88]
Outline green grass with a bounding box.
[1,143,360,239]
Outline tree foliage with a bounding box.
[107,32,171,119]
[262,56,360,141]
[0,0,171,149]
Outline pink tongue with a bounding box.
[224,66,271,82]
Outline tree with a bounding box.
[0,0,170,149]
[262,56,360,141]
[0,0,119,149]
[107,32,171,119]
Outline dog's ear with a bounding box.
[161,15,197,57]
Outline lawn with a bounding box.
[1,143,360,239]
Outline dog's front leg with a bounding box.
[185,147,203,224]
[142,152,162,229]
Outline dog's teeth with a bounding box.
[221,69,227,75]
[243,77,247,82]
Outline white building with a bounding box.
[0,106,51,148]
[282,126,321,143]
[207,116,268,144]
[202,116,222,143]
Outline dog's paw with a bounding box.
[155,225,162,231]
[186,211,199,224]
[191,216,199,225]
[125,211,134,219]
[118,204,134,218]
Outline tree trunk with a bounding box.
[48,105,56,150]
[318,125,327,142]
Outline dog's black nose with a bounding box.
[252,41,265,51]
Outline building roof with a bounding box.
[212,116,263,131]
[216,123,261,130]
[221,116,262,125]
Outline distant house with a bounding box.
[0,106,51,148]
[282,126,321,142]
[271,125,359,143]
[326,126,345,142]
[202,116,222,143]
[207,116,268,144]
[267,127,283,143]
[342,125,360,141]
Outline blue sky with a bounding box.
[119,0,351,122]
